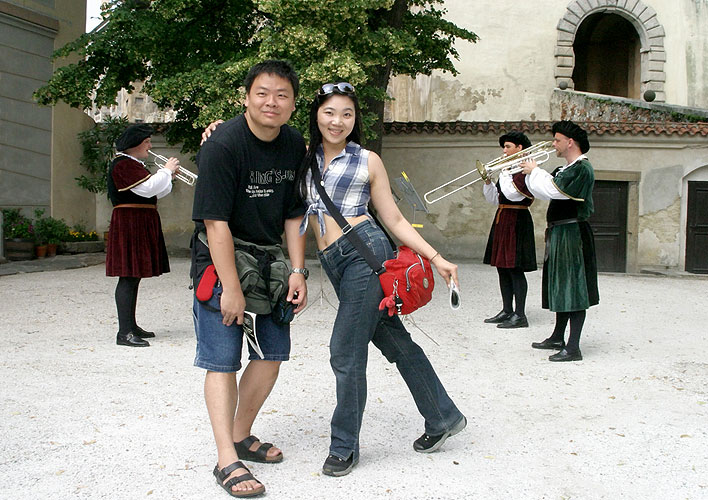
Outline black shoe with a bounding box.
[116,332,150,347]
[133,326,155,339]
[549,349,582,362]
[322,454,358,477]
[531,338,565,350]
[413,415,467,453]
[497,313,528,329]
[484,310,512,324]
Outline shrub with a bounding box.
[2,208,34,240]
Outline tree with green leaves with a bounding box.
[36,0,477,154]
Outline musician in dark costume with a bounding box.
[106,124,180,347]
[482,131,537,329]
[521,121,599,362]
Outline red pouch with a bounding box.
[378,246,435,316]
[196,264,218,302]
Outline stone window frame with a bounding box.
[555,0,666,102]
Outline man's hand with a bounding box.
[200,120,224,145]
[163,157,180,179]
[287,273,307,313]
[219,286,246,326]
[520,159,538,175]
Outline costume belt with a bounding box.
[544,218,579,261]
[114,203,157,209]
[495,204,528,224]
[548,218,579,228]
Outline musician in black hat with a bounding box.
[521,120,599,361]
[106,124,180,347]
[482,131,537,329]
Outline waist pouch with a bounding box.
[378,246,435,316]
[191,230,291,318]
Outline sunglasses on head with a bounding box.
[317,82,355,96]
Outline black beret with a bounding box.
[115,124,154,151]
[552,120,590,154]
[499,131,532,150]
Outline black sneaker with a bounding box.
[413,415,467,453]
[322,454,358,477]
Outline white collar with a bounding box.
[559,154,587,172]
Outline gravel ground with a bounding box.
[1,258,706,500]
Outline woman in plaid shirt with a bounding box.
[296,82,466,477]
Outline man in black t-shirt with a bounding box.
[191,60,307,497]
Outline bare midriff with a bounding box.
[311,213,371,251]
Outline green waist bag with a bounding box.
[198,232,290,315]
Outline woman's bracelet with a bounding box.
[430,251,440,262]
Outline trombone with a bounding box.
[423,141,554,204]
[148,150,198,186]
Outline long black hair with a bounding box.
[295,86,363,201]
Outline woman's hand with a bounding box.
[431,254,459,289]
[200,120,224,145]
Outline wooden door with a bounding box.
[686,181,708,274]
[589,181,628,272]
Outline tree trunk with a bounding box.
[362,0,408,155]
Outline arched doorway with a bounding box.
[555,0,666,102]
[572,13,641,99]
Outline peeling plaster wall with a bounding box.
[639,198,681,267]
[681,0,708,108]
[386,1,562,122]
[641,165,683,214]
[381,133,551,260]
[386,0,708,123]
[381,132,708,268]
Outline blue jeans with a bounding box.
[192,283,291,372]
[318,219,463,461]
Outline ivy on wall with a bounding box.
[76,116,129,194]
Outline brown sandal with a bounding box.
[213,460,265,497]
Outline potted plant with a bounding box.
[2,208,35,260]
[33,209,69,257]
[33,210,48,258]
[62,223,103,254]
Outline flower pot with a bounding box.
[5,238,35,261]
[35,244,48,259]
[47,243,58,257]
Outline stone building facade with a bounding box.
[0,1,94,226]
[382,0,708,273]
[6,0,707,272]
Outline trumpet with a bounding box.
[148,150,198,186]
[423,141,554,204]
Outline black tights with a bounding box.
[115,277,141,335]
[497,267,528,317]
[549,310,586,352]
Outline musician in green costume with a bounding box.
[521,121,599,362]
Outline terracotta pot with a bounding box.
[35,244,48,259]
[47,243,58,257]
[4,238,35,261]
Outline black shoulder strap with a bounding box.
[311,164,385,275]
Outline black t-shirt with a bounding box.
[192,114,306,245]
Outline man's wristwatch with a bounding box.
[290,268,309,280]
